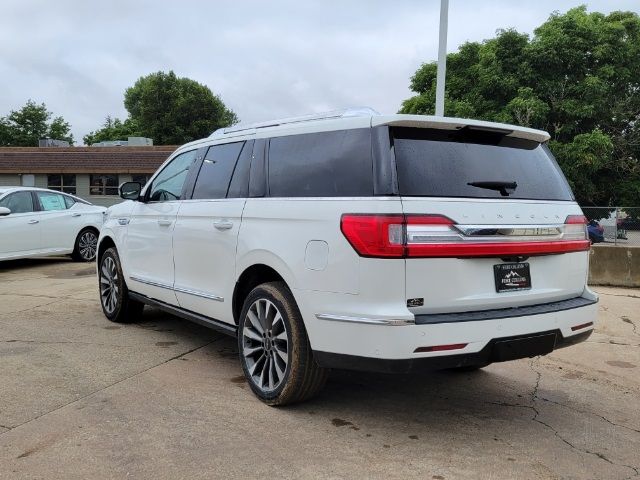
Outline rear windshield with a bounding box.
[392,127,574,201]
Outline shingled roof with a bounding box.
[0,146,177,174]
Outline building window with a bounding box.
[47,174,77,195]
[132,174,150,186]
[90,174,119,195]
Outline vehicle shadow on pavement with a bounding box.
[138,307,547,426]
[0,256,74,271]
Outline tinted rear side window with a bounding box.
[393,127,574,201]
[268,128,373,197]
[192,142,245,200]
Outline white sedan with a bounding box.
[0,187,106,262]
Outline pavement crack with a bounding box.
[0,293,61,300]
[528,359,639,477]
[484,401,533,410]
[597,292,640,301]
[0,299,64,316]
[621,316,638,336]
[539,397,640,435]
[585,340,640,348]
[0,338,221,438]
[0,339,144,348]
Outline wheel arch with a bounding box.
[77,224,100,239]
[232,264,290,325]
[97,235,116,262]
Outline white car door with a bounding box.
[173,141,251,323]
[34,191,79,252]
[0,191,41,259]
[125,149,199,305]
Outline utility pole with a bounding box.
[435,0,449,116]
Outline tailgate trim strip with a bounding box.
[415,296,597,325]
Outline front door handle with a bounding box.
[72,213,82,217]
[28,219,39,224]
[157,219,173,227]
[213,220,233,231]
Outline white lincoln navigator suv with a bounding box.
[97,108,597,405]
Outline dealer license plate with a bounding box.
[494,262,531,292]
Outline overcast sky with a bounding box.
[1,0,638,144]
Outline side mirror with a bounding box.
[0,207,11,216]
[119,182,142,201]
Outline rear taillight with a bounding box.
[563,215,589,241]
[340,214,405,258]
[341,214,591,259]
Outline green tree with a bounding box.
[400,6,640,206]
[0,100,74,146]
[83,116,140,145]
[124,71,237,145]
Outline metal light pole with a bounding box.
[435,0,449,116]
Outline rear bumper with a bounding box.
[298,288,598,362]
[314,328,593,374]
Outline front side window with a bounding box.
[36,191,68,211]
[148,150,197,202]
[192,142,245,200]
[267,128,373,197]
[90,174,118,196]
[0,191,35,214]
[48,174,77,195]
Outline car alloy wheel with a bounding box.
[241,298,289,392]
[78,231,98,260]
[100,256,120,315]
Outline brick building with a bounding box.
[0,146,176,206]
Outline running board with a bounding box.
[129,292,237,337]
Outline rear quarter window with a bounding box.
[267,128,373,197]
[392,127,574,201]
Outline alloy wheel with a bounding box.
[242,298,289,392]
[100,256,119,315]
[79,231,98,260]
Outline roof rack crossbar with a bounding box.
[210,106,379,136]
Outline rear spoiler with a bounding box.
[371,115,550,143]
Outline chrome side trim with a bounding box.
[129,277,224,302]
[315,313,414,326]
[174,285,224,302]
[129,276,173,290]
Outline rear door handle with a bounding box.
[72,213,81,217]
[157,219,173,226]
[28,219,39,224]
[213,220,233,231]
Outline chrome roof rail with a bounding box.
[210,106,380,137]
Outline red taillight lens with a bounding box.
[340,214,405,258]
[565,215,587,224]
[563,215,589,243]
[342,213,591,258]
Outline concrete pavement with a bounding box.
[0,258,639,479]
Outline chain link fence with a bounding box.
[581,207,640,246]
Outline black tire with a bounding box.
[237,281,328,406]
[72,228,99,262]
[98,247,144,323]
